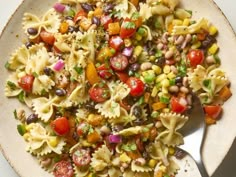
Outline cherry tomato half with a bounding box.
[110,53,128,71]
[204,105,222,119]
[72,148,91,167]
[76,122,89,136]
[53,160,74,177]
[120,18,137,39]
[74,10,87,23]
[97,64,113,79]
[170,97,187,113]
[115,72,129,83]
[40,31,55,45]
[89,83,110,103]
[51,117,70,136]
[187,49,204,67]
[126,77,145,97]
[101,15,113,30]
[109,36,124,51]
[18,74,34,92]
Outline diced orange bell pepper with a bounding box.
[96,47,114,62]
[93,7,103,17]
[86,62,100,85]
[108,22,121,35]
[59,22,69,34]
[152,102,167,111]
[87,131,101,143]
[205,115,217,125]
[129,0,139,7]
[219,86,232,101]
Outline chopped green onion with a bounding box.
[74,66,83,75]
[17,124,27,136]
[160,96,170,104]
[7,81,16,90]
[13,109,17,119]
[18,91,25,103]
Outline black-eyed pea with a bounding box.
[100,125,111,135]
[155,121,163,128]
[180,86,189,93]
[140,62,152,71]
[182,76,189,86]
[165,50,174,59]
[169,85,179,93]
[157,43,164,50]
[175,35,185,45]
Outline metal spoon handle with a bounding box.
[195,157,209,177]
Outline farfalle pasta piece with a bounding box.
[123,170,151,177]
[131,160,153,172]
[4,72,22,97]
[95,81,130,118]
[24,123,65,156]
[68,84,89,105]
[116,124,153,136]
[32,96,62,122]
[22,8,60,39]
[157,112,188,146]
[114,0,129,12]
[109,107,136,126]
[73,165,89,177]
[91,145,112,171]
[139,3,152,20]
[188,65,207,92]
[188,65,229,103]
[172,18,209,35]
[25,47,51,75]
[32,75,55,95]
[8,45,29,70]
[148,141,169,166]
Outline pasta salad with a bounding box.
[4,0,232,176]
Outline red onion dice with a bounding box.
[108,134,122,143]
[53,59,65,71]
[53,3,66,13]
[122,47,134,57]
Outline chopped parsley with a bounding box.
[18,91,25,103]
[121,143,137,152]
[7,81,16,90]
[13,109,17,119]
[74,66,83,75]
[160,96,170,104]
[5,61,10,69]
[123,21,136,29]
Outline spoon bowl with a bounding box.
[179,94,209,177]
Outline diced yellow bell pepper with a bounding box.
[209,25,218,35]
[208,43,219,55]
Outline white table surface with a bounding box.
[0,0,236,177]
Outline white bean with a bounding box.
[182,76,189,87]
[206,55,215,64]
[170,65,178,74]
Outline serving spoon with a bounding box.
[179,94,209,177]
